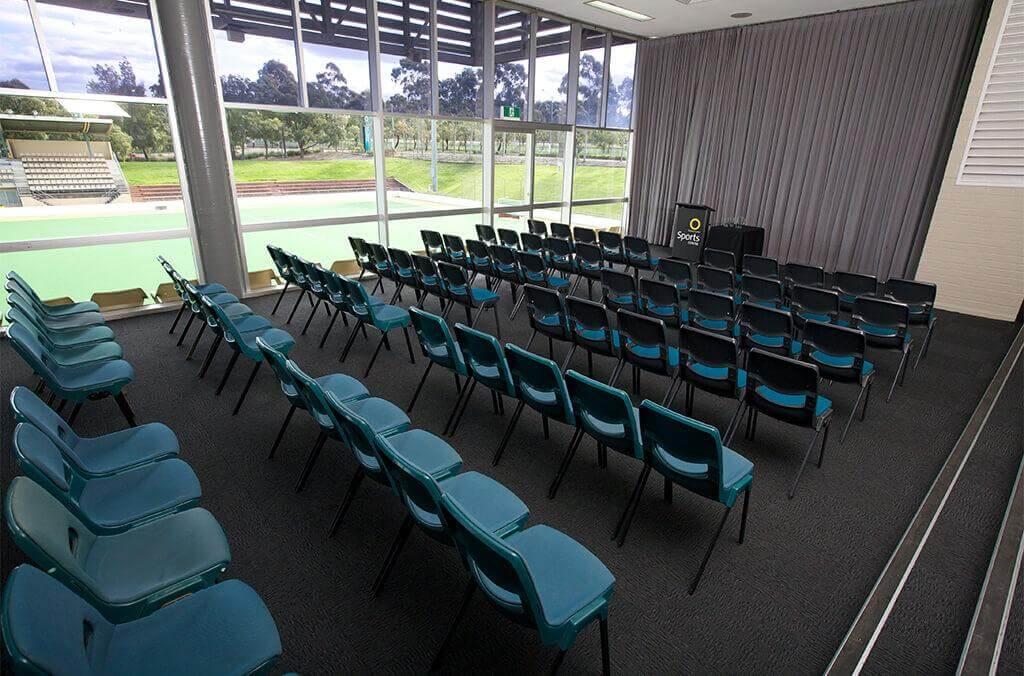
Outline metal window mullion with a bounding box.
[565,23,581,126]
[561,127,575,223]
[483,1,495,120]
[25,0,58,92]
[430,0,439,116]
[368,0,384,113]
[526,13,537,122]
[599,33,611,128]
[293,0,308,107]
[367,0,389,244]
[0,229,191,254]
[525,130,535,206]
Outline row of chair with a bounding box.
[4,272,139,427]
[253,335,615,674]
[404,308,754,591]
[3,386,283,673]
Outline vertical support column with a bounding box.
[154,0,246,297]
[482,1,496,226]
[562,24,582,224]
[367,0,390,245]
[599,33,612,128]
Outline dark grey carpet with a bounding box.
[1,276,1018,675]
[998,563,1024,676]
[864,360,1023,675]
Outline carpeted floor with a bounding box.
[1,275,1018,675]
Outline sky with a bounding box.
[0,1,49,90]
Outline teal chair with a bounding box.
[616,401,753,593]
[338,275,416,378]
[4,283,104,330]
[740,349,833,499]
[438,261,502,337]
[407,307,467,413]
[286,361,409,493]
[256,336,368,459]
[6,324,138,426]
[4,313,122,367]
[157,255,229,333]
[322,391,416,537]
[610,309,680,403]
[851,296,914,402]
[10,387,179,477]
[493,344,575,467]
[446,324,517,437]
[883,278,937,369]
[12,423,201,534]
[174,274,252,353]
[2,564,282,675]
[799,320,874,443]
[200,296,295,415]
[434,488,614,674]
[372,434,529,596]
[549,370,643,501]
[6,271,100,316]
[5,299,115,348]
[4,477,230,622]
[672,325,748,444]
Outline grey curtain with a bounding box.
[628,0,987,279]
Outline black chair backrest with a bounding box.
[792,285,840,316]
[476,224,497,245]
[784,262,825,288]
[466,239,490,260]
[802,320,866,359]
[520,232,544,253]
[704,248,736,272]
[368,242,390,266]
[679,324,740,368]
[834,271,878,297]
[575,241,603,268]
[743,254,779,279]
[854,296,910,330]
[387,247,414,271]
[740,302,793,339]
[657,258,693,287]
[884,278,936,308]
[497,228,520,248]
[516,250,548,277]
[544,236,573,258]
[442,234,466,255]
[740,274,783,305]
[489,244,518,269]
[623,236,650,257]
[527,219,548,236]
[550,222,572,239]
[573,227,597,243]
[640,278,681,309]
[697,265,735,294]
[525,284,565,320]
[747,348,819,398]
[601,269,637,299]
[422,230,444,250]
[438,260,468,289]
[619,310,670,371]
[567,296,611,332]
[412,253,439,280]
[688,289,736,322]
[598,230,623,255]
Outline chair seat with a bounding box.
[655,445,753,507]
[747,334,800,355]
[82,507,230,608]
[439,471,530,537]
[687,362,747,388]
[48,340,124,367]
[796,311,833,324]
[207,292,241,306]
[502,525,615,627]
[469,287,500,305]
[37,310,107,330]
[808,351,874,375]
[231,314,273,334]
[372,304,411,330]
[37,299,101,317]
[383,429,462,483]
[238,327,295,357]
[51,359,134,397]
[546,276,570,290]
[71,423,181,476]
[195,282,228,295]
[754,386,832,417]
[346,397,411,437]
[220,302,253,320]
[576,327,621,351]
[77,459,202,531]
[579,406,642,457]
[423,341,468,375]
[625,343,679,368]
[33,323,116,347]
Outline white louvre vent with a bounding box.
[958,0,1024,187]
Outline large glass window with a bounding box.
[384,116,483,213]
[571,128,629,230]
[36,0,164,97]
[242,221,379,280]
[210,0,299,105]
[533,129,567,204]
[437,0,484,118]
[494,130,529,206]
[378,0,432,114]
[493,5,529,119]
[300,0,372,111]
[223,109,376,226]
[532,17,570,124]
[606,38,635,129]
[577,28,605,126]
[0,1,48,91]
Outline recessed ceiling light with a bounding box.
[584,0,653,22]
[730,11,753,18]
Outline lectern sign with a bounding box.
[671,202,715,261]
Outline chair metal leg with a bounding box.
[169,301,187,334]
[817,422,830,467]
[176,313,195,346]
[113,393,138,427]
[301,299,322,335]
[542,415,550,439]
[319,308,340,349]
[493,306,501,339]
[33,378,45,395]
[787,429,821,500]
[185,321,206,360]
[55,399,67,414]
[328,466,366,536]
[550,649,568,675]
[443,379,472,435]
[689,506,733,594]
[887,347,910,402]
[600,617,611,676]
[841,385,867,443]
[466,305,476,326]
[560,344,577,371]
[198,334,222,378]
[271,280,291,314]
[861,381,873,422]
[215,350,241,395]
[268,405,296,459]
[430,582,476,672]
[67,402,83,424]
[661,376,680,406]
[738,486,751,544]
[548,427,584,499]
[286,289,306,323]
[339,321,362,362]
[407,361,434,413]
[232,361,261,415]
[492,400,525,466]
[723,400,745,444]
[526,330,537,352]
[916,319,936,366]
[402,327,416,364]
[295,430,327,492]
[447,379,477,437]
[510,293,526,320]
[608,359,625,387]
[364,331,389,378]
[612,463,651,543]
[372,514,414,596]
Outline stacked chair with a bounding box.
[3,385,283,673]
[5,272,139,426]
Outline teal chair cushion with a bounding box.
[626,343,680,368]
[439,471,530,537]
[47,340,123,367]
[76,459,202,532]
[346,398,411,439]
[754,386,832,417]
[51,359,134,398]
[372,304,411,330]
[503,525,615,627]
[656,445,753,506]
[37,299,101,317]
[33,323,115,348]
[469,287,500,305]
[383,429,462,481]
[809,351,874,375]
[195,282,228,294]
[688,362,747,388]
[70,423,181,476]
[237,327,295,359]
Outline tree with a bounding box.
[107,125,133,160]
[438,67,480,117]
[87,58,147,97]
[307,62,367,110]
[225,108,259,159]
[608,76,632,127]
[494,62,527,112]
[0,79,28,89]
[118,103,170,160]
[251,112,285,157]
[386,58,430,113]
[561,53,602,124]
[253,60,298,106]
[221,74,257,104]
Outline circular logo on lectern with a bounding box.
[689,218,702,231]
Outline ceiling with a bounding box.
[515,0,910,38]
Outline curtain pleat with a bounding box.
[627,0,986,279]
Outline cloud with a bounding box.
[0,2,49,89]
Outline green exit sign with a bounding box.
[499,105,522,120]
